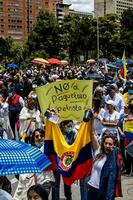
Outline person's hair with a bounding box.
[27,184,48,200]
[26,98,38,110]
[93,98,102,109]
[101,133,117,154]
[60,120,73,132]
[95,133,116,161]
[29,128,45,146]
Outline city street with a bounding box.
[9,175,133,199]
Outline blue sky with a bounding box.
[64,0,94,12]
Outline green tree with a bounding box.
[27,11,61,57]
[0,37,13,61]
[61,14,83,64]
[98,14,121,59]
[78,16,96,61]
[120,9,133,57]
[10,42,28,65]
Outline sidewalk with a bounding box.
[60,175,133,200]
[116,176,133,200]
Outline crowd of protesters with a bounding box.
[0,61,133,200]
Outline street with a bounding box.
[9,175,133,199]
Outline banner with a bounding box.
[36,80,93,121]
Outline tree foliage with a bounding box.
[0,37,12,61]
[120,9,133,57]
[27,11,61,57]
[98,14,120,59]
[1,10,133,66]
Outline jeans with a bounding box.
[87,185,106,200]
[80,176,90,200]
[52,170,72,200]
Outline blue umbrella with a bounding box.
[112,58,133,67]
[107,64,119,70]
[0,139,51,176]
[6,63,19,69]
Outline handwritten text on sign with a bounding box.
[36,80,93,121]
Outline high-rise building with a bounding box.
[0,0,62,41]
[94,0,133,18]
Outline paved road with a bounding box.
[9,175,133,199]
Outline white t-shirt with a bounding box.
[94,108,105,137]
[102,110,120,134]
[88,154,107,189]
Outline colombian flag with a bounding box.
[122,50,127,79]
[124,117,133,140]
[44,120,93,185]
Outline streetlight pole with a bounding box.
[92,11,100,60]
[96,16,99,60]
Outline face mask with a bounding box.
[35,142,43,148]
[8,92,12,97]
[65,127,72,134]
[29,106,35,110]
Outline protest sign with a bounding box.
[36,80,93,121]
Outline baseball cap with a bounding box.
[106,100,115,107]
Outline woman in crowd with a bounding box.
[52,120,77,200]
[18,98,42,139]
[14,128,54,200]
[93,98,105,139]
[101,100,120,141]
[30,128,54,195]
[87,133,122,200]
[27,184,48,200]
[0,93,14,139]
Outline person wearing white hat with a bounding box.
[100,100,120,141]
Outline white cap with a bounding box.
[106,100,115,107]
[32,84,37,89]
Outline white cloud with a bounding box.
[63,0,94,12]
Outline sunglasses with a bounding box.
[35,134,44,139]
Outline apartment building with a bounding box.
[94,0,133,18]
[0,0,62,41]
[56,3,70,26]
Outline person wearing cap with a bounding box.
[28,84,37,99]
[101,100,120,141]
[105,84,125,116]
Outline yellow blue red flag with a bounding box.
[122,50,127,79]
[44,120,93,185]
[124,117,133,140]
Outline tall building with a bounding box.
[56,3,92,26]
[94,0,133,18]
[0,0,62,41]
[56,3,70,26]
